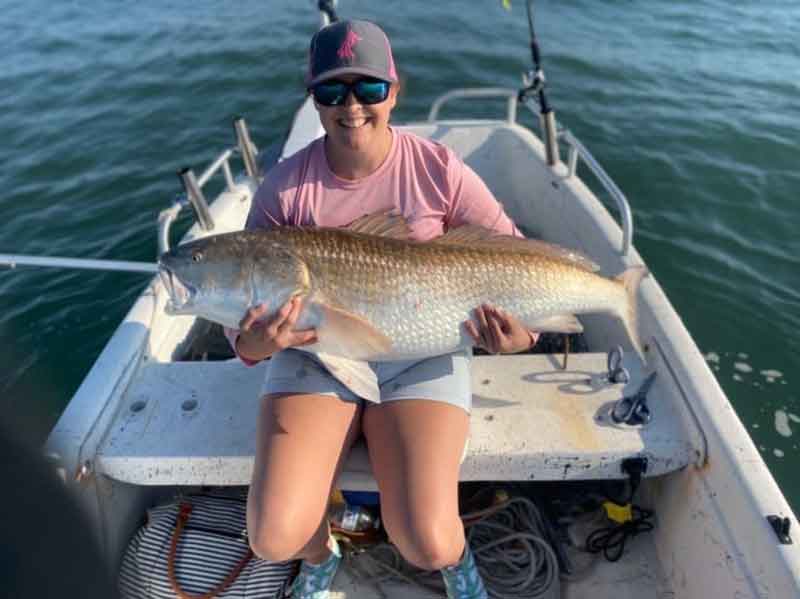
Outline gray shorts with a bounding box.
[262,348,473,413]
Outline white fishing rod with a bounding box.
[0,254,158,274]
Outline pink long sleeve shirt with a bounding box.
[226,128,521,361]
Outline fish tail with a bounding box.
[617,266,648,360]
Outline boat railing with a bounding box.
[555,127,633,255]
[427,88,519,124]
[428,88,633,255]
[157,117,259,255]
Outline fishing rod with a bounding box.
[0,254,158,274]
[519,0,559,166]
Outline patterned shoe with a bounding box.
[288,536,342,598]
[440,543,488,599]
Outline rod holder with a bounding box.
[318,0,338,26]
[233,116,260,182]
[540,111,560,166]
[179,168,215,231]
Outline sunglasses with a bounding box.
[311,77,391,107]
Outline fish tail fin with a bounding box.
[617,266,649,361]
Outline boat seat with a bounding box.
[96,353,696,490]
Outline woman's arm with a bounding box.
[235,298,317,362]
[223,173,318,364]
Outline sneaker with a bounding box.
[288,536,342,598]
[440,543,488,599]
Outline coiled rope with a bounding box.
[342,495,560,599]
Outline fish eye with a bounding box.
[192,251,204,263]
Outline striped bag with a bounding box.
[119,489,297,598]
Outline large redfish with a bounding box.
[158,215,646,361]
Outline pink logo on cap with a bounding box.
[338,28,361,60]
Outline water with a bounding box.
[1,1,798,511]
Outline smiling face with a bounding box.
[314,74,398,164]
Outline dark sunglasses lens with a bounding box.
[354,80,390,104]
[313,82,347,106]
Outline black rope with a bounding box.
[585,457,652,562]
[585,506,655,562]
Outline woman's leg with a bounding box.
[362,399,469,570]
[247,392,362,563]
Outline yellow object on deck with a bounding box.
[603,501,633,523]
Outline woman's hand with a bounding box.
[235,297,318,363]
[464,304,539,354]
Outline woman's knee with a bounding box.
[247,499,322,561]
[248,517,320,562]
[246,392,362,561]
[384,514,465,571]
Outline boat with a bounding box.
[41,3,800,597]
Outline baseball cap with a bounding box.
[306,20,398,88]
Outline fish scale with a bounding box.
[159,222,646,361]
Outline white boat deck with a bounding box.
[96,352,695,489]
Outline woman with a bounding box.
[227,19,538,599]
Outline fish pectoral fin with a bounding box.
[317,305,393,359]
[527,314,584,334]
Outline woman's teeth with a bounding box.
[339,117,368,128]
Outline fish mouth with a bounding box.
[158,264,197,314]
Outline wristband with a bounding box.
[527,330,539,350]
[235,334,262,367]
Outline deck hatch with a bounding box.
[96,353,695,488]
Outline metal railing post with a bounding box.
[179,168,215,231]
[540,110,560,167]
[567,144,579,178]
[233,116,259,182]
[157,197,186,255]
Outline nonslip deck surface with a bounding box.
[96,353,694,487]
